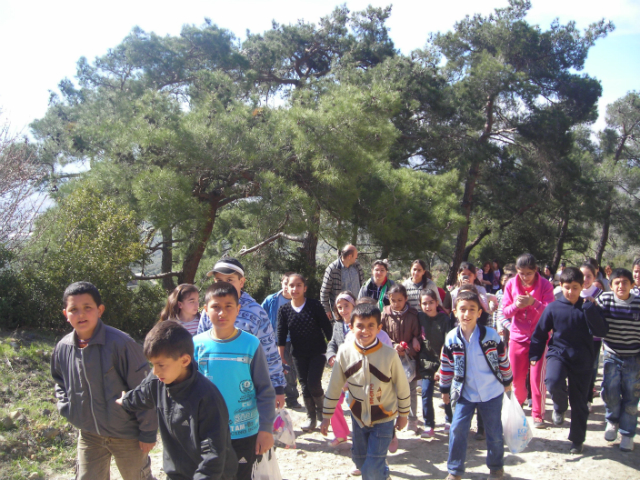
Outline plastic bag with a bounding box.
[501,392,533,453]
[400,354,416,383]
[251,447,282,480]
[273,408,296,448]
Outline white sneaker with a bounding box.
[420,428,435,438]
[444,422,451,432]
[604,422,618,442]
[620,436,634,452]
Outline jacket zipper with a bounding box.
[81,349,101,435]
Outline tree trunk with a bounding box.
[446,161,481,286]
[595,201,613,265]
[179,196,221,284]
[161,226,176,292]
[551,211,570,273]
[299,209,321,270]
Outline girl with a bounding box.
[492,260,502,294]
[358,260,395,309]
[277,274,333,432]
[580,263,604,412]
[417,289,452,437]
[502,253,555,428]
[450,262,495,313]
[481,262,494,290]
[381,284,421,433]
[159,284,201,335]
[403,259,442,310]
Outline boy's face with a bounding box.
[455,300,481,330]
[281,277,291,299]
[206,295,241,332]
[633,265,640,286]
[561,281,582,304]
[350,315,382,347]
[149,353,191,385]
[389,292,407,311]
[213,272,245,297]
[612,277,632,300]
[63,293,105,341]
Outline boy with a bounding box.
[320,303,410,480]
[440,290,512,480]
[529,267,608,454]
[116,321,237,479]
[50,282,157,480]
[596,268,640,452]
[197,257,286,409]
[261,272,302,409]
[194,282,276,480]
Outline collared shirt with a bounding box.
[340,259,361,295]
[461,325,504,403]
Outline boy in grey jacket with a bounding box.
[50,282,157,480]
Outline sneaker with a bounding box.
[349,468,362,477]
[487,468,505,480]
[552,410,565,426]
[474,429,486,441]
[620,435,634,452]
[444,422,451,432]
[533,418,546,429]
[570,442,583,454]
[604,421,618,442]
[421,428,435,438]
[388,435,399,453]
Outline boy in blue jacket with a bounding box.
[530,267,608,454]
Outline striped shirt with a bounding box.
[174,317,200,336]
[596,292,640,356]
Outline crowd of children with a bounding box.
[50,252,640,480]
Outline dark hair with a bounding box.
[159,284,199,322]
[458,262,482,286]
[204,281,239,305]
[63,281,102,307]
[503,263,516,275]
[411,259,429,288]
[500,274,512,288]
[332,290,357,322]
[356,297,377,306]
[350,303,382,326]
[559,267,583,285]
[287,273,307,286]
[516,253,537,270]
[419,289,439,303]
[482,261,493,273]
[633,258,640,268]
[372,260,389,271]
[594,279,605,290]
[610,268,633,284]
[143,320,194,360]
[579,263,597,278]
[388,283,408,298]
[454,290,482,310]
[458,283,479,294]
[585,257,599,270]
[281,272,294,282]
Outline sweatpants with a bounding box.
[545,356,591,444]
[231,434,259,480]
[292,354,325,398]
[509,338,547,421]
[331,391,350,440]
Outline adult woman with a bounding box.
[358,260,395,310]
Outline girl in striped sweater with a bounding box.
[159,284,201,336]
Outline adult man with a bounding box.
[320,245,365,320]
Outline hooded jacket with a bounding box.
[50,319,157,443]
[122,362,237,480]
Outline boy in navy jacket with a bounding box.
[530,267,608,454]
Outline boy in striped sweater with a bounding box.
[596,268,640,452]
[440,291,512,480]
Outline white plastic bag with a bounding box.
[273,408,296,448]
[501,392,533,453]
[401,354,416,383]
[251,447,282,480]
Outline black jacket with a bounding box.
[122,361,237,480]
[417,312,451,379]
[530,296,608,370]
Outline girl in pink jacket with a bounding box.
[502,253,555,427]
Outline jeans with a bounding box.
[448,393,504,476]
[601,350,640,438]
[351,415,395,480]
[283,341,300,405]
[409,379,418,421]
[588,340,602,403]
[421,378,436,428]
[76,430,153,480]
[292,354,326,398]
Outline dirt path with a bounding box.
[105,367,639,480]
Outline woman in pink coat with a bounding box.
[502,253,555,427]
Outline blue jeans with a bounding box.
[351,415,395,480]
[421,378,436,428]
[601,351,640,438]
[448,393,504,476]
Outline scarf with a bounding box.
[391,303,409,316]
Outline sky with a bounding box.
[1,0,638,136]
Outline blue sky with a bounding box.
[1,0,638,135]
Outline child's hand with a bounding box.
[584,296,596,304]
[442,393,450,404]
[515,295,529,308]
[504,385,512,393]
[395,416,407,431]
[139,441,155,454]
[327,356,336,367]
[255,431,274,455]
[115,391,126,407]
[394,344,405,355]
[320,418,331,436]
[434,372,440,381]
[412,338,420,352]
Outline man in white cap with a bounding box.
[197,257,286,409]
